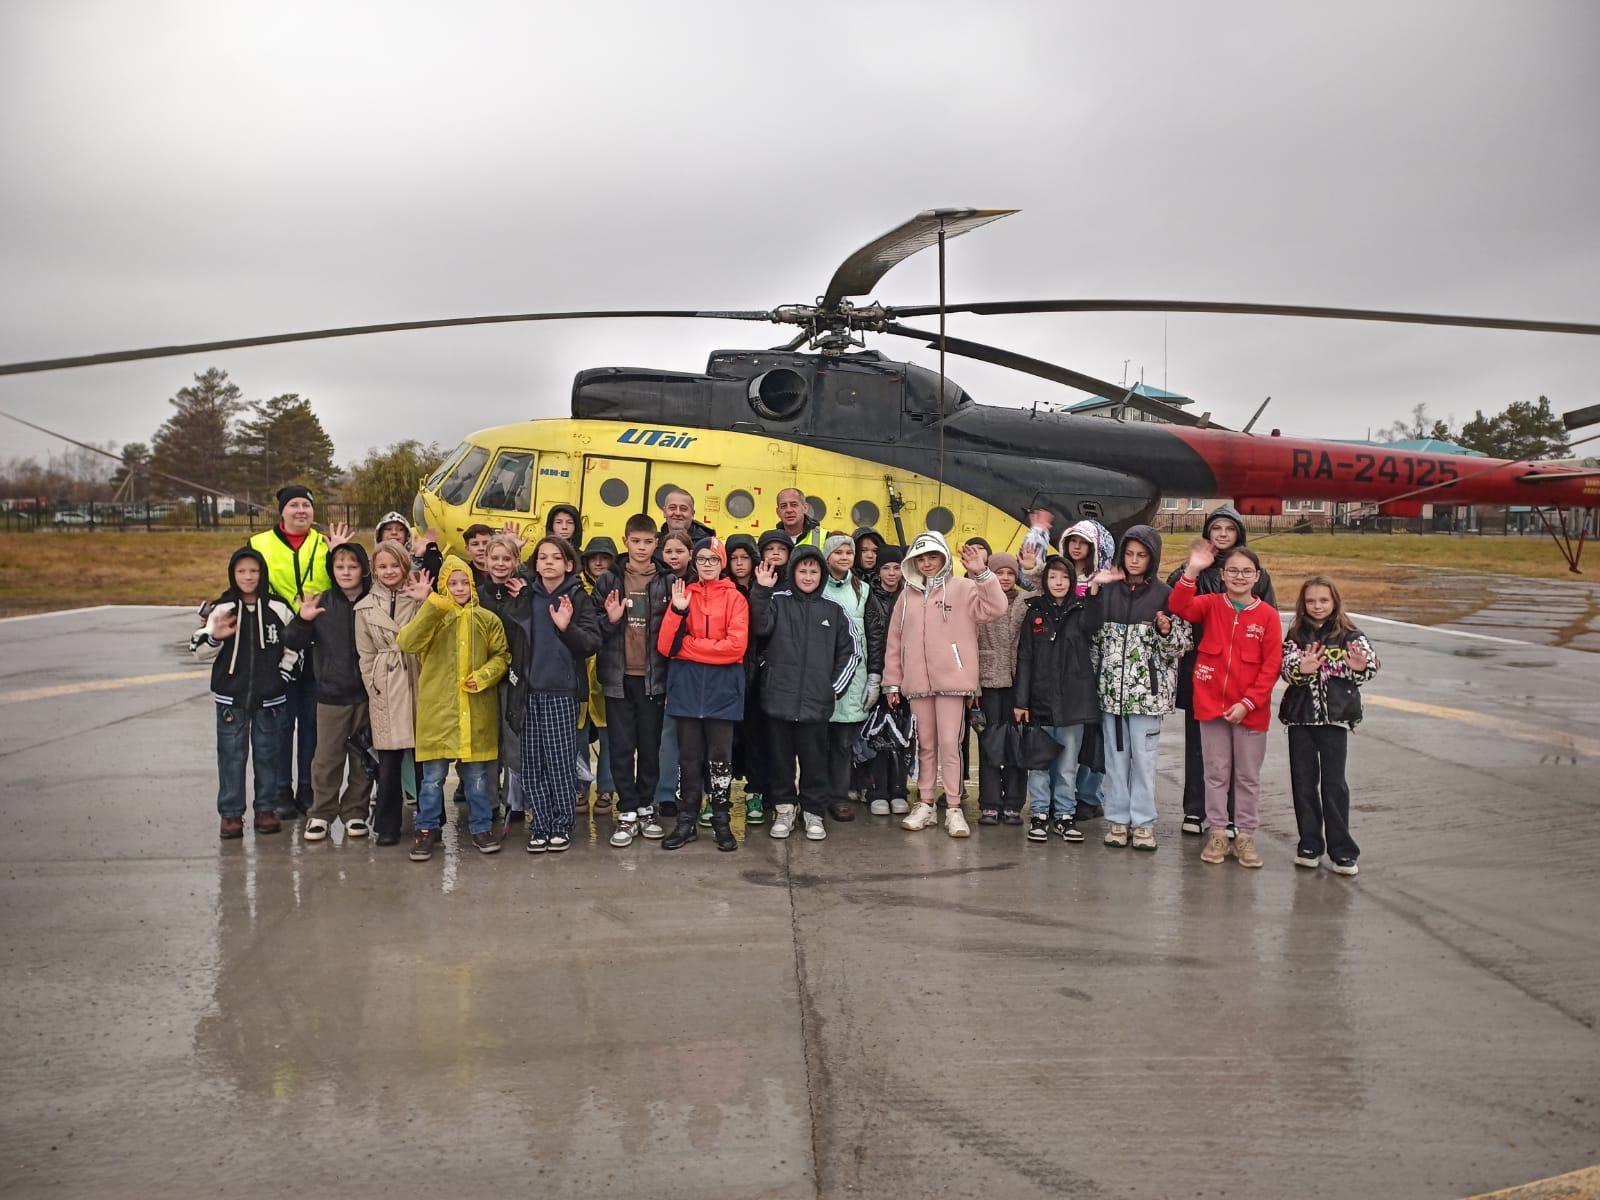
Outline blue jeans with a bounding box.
[1101,713,1162,828]
[654,717,681,810]
[418,759,494,835]
[1076,764,1104,807]
[216,702,285,818]
[275,664,318,808]
[1026,723,1086,817]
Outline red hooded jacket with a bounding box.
[1168,575,1282,731]
[657,576,749,666]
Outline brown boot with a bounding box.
[1200,829,1229,864]
[253,810,282,835]
[219,816,244,839]
[1233,831,1264,869]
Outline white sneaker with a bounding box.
[303,818,330,842]
[574,754,595,784]
[769,804,797,839]
[640,811,665,840]
[869,798,890,816]
[945,808,971,838]
[803,813,826,841]
[889,797,910,815]
[610,816,638,848]
[344,818,369,838]
[901,801,937,831]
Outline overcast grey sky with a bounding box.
[3,0,1597,466]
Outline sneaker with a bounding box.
[472,831,501,854]
[1053,816,1085,843]
[1180,814,1204,836]
[802,813,827,841]
[847,789,861,802]
[1130,825,1157,852]
[1026,814,1050,843]
[769,805,797,839]
[345,818,369,838]
[889,797,910,815]
[254,810,282,834]
[945,808,971,838]
[1076,802,1104,822]
[594,791,614,811]
[978,808,1000,826]
[303,818,330,842]
[1329,858,1360,877]
[1233,832,1264,869]
[900,801,937,830]
[1102,822,1129,848]
[1295,848,1321,869]
[745,794,766,825]
[548,834,570,853]
[869,798,890,816]
[219,816,244,839]
[698,798,713,827]
[640,812,665,840]
[610,816,639,848]
[526,832,549,854]
[1000,809,1024,825]
[1200,829,1230,864]
[409,829,438,861]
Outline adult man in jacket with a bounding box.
[771,487,825,550]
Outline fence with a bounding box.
[0,501,363,534]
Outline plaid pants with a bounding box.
[522,691,579,836]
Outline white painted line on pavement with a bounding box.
[0,669,209,704]
[0,604,189,624]
[1346,612,1531,646]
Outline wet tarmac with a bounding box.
[1,606,1597,1199]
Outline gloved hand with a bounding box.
[863,673,882,710]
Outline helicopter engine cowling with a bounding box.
[748,368,809,421]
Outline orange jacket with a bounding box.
[656,577,749,666]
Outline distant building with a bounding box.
[1067,383,1197,423]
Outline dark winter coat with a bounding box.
[1013,590,1101,726]
[754,550,859,723]
[483,572,602,728]
[1279,621,1380,729]
[191,546,301,710]
[591,561,674,700]
[1166,503,1278,709]
[280,545,371,705]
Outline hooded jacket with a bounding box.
[281,544,371,705]
[353,578,420,750]
[1166,504,1278,709]
[754,545,859,723]
[852,527,885,586]
[1278,620,1379,729]
[377,510,442,581]
[1013,560,1101,726]
[1168,570,1283,731]
[396,554,510,762]
[1060,519,1116,595]
[486,569,603,725]
[823,568,885,723]
[1088,526,1193,717]
[191,546,301,710]
[545,504,582,540]
[883,531,1007,699]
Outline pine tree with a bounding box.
[1456,395,1569,461]
[234,393,338,502]
[149,368,245,523]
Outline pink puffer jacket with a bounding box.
[883,531,1008,699]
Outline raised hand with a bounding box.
[297,591,325,621]
[212,610,239,640]
[1154,611,1172,636]
[504,576,526,597]
[1186,538,1215,574]
[1018,544,1040,572]
[551,594,573,630]
[326,522,352,549]
[959,542,989,575]
[1300,642,1325,674]
[754,561,778,588]
[670,577,689,612]
[603,589,625,623]
[1091,567,1125,588]
[402,570,433,602]
[1345,642,1368,672]
[500,520,526,544]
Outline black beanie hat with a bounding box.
[877,545,905,565]
[276,484,313,511]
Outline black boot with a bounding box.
[709,762,737,852]
[661,802,699,850]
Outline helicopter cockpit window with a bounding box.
[476,450,536,513]
[438,445,490,507]
[426,442,470,491]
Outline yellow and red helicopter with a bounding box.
[4,209,1598,568]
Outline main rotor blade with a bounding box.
[821,209,1018,310]
[0,308,777,376]
[880,321,1215,428]
[889,298,1600,336]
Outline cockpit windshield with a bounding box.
[438,445,490,507]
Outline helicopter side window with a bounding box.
[426,441,471,491]
[438,446,491,507]
[476,450,536,513]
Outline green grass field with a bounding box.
[1248,530,1583,579]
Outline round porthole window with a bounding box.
[851,500,880,528]
[726,490,755,519]
[926,506,955,534]
[654,482,681,510]
[806,495,827,524]
[598,477,630,507]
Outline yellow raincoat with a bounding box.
[396,555,510,763]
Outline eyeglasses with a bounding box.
[694,555,722,566]
[1223,567,1258,578]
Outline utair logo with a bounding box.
[617,427,698,449]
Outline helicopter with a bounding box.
[4,208,1599,568]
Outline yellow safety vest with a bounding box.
[249,527,332,609]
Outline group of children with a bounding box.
[195,488,1379,874]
